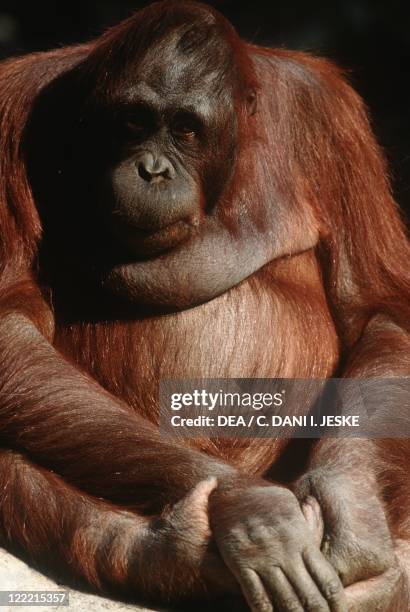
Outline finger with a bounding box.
[172,477,218,517]
[236,567,273,612]
[168,477,217,532]
[283,557,330,611]
[344,565,404,612]
[262,566,303,611]
[394,538,410,575]
[302,495,324,547]
[303,548,348,612]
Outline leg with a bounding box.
[295,439,410,611]
[0,448,238,606]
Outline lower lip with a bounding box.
[127,219,196,256]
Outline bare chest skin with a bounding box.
[54,250,339,472]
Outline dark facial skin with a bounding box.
[99,32,259,309]
[104,36,234,258]
[96,33,319,310]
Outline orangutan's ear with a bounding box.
[246,89,257,116]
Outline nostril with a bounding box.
[138,162,155,182]
[137,154,174,182]
[138,163,167,183]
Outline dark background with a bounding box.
[0,0,409,219]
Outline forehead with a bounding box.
[118,31,234,111]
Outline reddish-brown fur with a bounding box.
[0,1,409,610]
